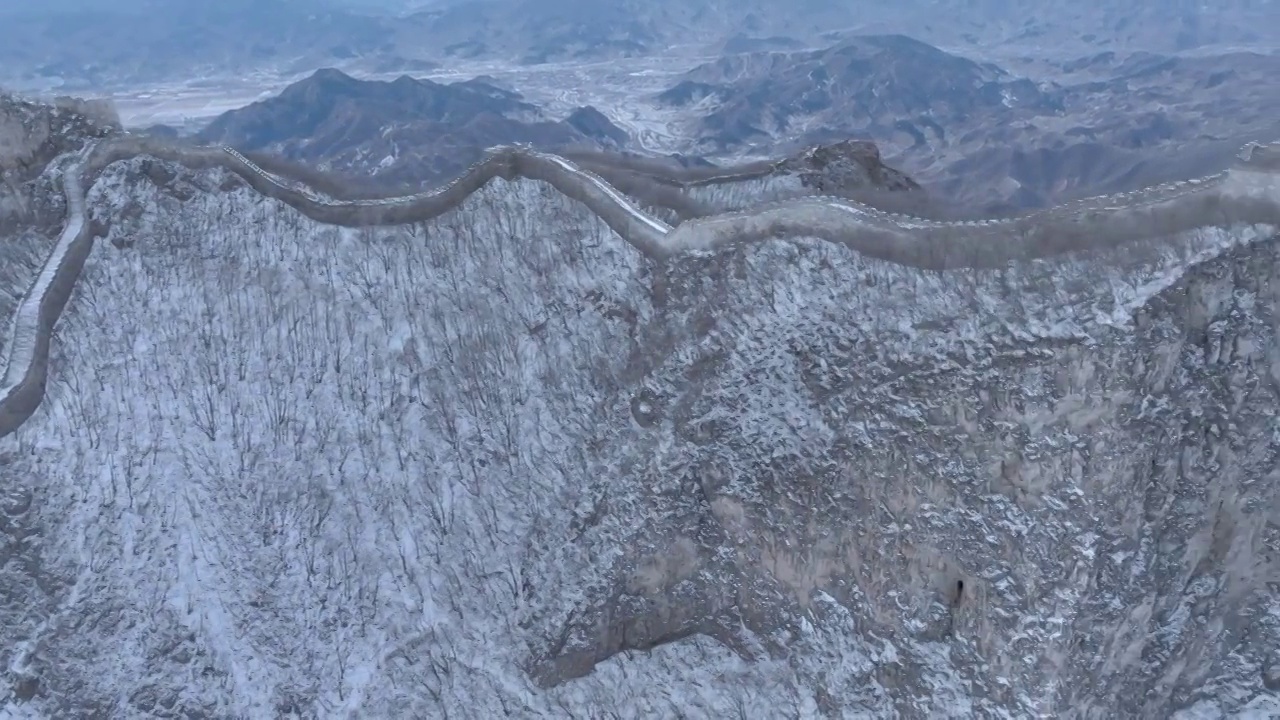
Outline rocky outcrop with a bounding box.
[779,139,920,193]
[0,96,117,184]
[564,106,631,148]
[0,96,114,232]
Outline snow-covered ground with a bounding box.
[2,147,1280,717]
[3,163,805,717]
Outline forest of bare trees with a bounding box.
[1,89,1278,716]
[0,137,1267,715]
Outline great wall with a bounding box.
[1,129,1278,439]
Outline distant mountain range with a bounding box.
[17,0,1269,215]
[2,0,1276,89]
[183,33,1280,212]
[194,69,631,186]
[385,0,1280,65]
[659,35,1065,153]
[656,35,1280,211]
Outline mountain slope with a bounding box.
[2,100,1280,717]
[655,32,1069,200]
[659,34,1064,151]
[660,36,1280,211]
[196,69,631,186]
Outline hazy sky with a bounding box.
[0,0,438,15]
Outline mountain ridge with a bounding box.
[196,68,634,186]
[4,99,1280,443]
[657,35,1280,211]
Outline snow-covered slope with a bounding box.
[2,119,1280,716]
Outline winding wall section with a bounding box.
[1,135,1278,439]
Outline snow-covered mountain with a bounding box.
[2,94,1280,718]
